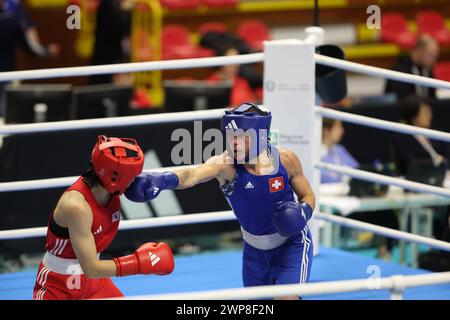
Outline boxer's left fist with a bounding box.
[125,172,179,202]
[273,201,313,237]
[114,242,174,277]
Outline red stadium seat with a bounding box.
[162,24,191,59]
[163,25,190,48]
[237,20,271,51]
[198,22,228,35]
[195,47,215,58]
[86,0,100,13]
[199,0,239,7]
[434,61,450,82]
[159,0,199,10]
[417,10,450,46]
[162,25,214,60]
[380,12,416,49]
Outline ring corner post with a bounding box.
[262,39,320,256]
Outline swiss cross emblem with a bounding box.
[269,177,284,193]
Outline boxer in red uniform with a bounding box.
[33,135,174,300]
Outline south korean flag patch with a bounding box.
[112,211,121,222]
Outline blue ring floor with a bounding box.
[1,247,449,300]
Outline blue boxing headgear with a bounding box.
[221,103,272,162]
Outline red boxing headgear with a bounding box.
[91,135,144,195]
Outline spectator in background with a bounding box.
[321,118,359,184]
[4,0,45,50]
[89,0,136,85]
[201,31,263,103]
[321,118,397,260]
[393,97,447,175]
[206,43,256,107]
[4,0,31,29]
[0,0,58,72]
[393,97,449,247]
[385,35,439,100]
[0,0,58,116]
[112,71,152,109]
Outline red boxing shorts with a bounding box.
[33,253,123,300]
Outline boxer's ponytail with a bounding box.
[82,165,101,189]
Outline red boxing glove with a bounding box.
[113,242,174,277]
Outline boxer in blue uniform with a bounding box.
[126,103,315,299]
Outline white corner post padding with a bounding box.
[263,39,319,255]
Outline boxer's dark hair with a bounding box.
[82,166,102,189]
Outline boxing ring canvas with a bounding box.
[1,247,449,300]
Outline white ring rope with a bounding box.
[314,54,450,90]
[0,54,264,82]
[0,211,234,240]
[119,271,450,300]
[1,210,450,253]
[0,211,235,240]
[1,106,449,145]
[1,159,448,200]
[0,52,448,91]
[0,166,196,192]
[0,176,75,192]
[316,162,450,198]
[0,109,224,135]
[316,107,450,143]
[314,213,450,252]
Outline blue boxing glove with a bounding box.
[273,201,313,237]
[125,172,179,202]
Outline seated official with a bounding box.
[385,35,439,100]
[393,97,449,245]
[321,118,398,261]
[393,97,448,176]
[321,118,359,184]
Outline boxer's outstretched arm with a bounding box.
[125,153,232,201]
[280,149,316,210]
[174,154,228,189]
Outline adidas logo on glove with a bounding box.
[148,251,160,267]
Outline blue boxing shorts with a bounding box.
[242,226,313,287]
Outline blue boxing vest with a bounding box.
[221,147,296,236]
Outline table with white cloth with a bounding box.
[319,174,450,267]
